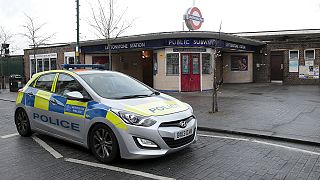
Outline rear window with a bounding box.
[80,73,153,99]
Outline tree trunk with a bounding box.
[211,49,218,113]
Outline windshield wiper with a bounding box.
[114,94,150,99]
[150,91,160,96]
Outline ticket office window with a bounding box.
[166,53,179,75]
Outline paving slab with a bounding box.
[168,83,320,145]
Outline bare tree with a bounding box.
[0,26,13,89]
[211,21,223,113]
[89,0,134,70]
[0,26,13,56]
[20,14,55,76]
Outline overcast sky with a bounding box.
[1,0,320,54]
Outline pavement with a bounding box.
[168,83,320,146]
[1,83,320,145]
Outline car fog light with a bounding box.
[136,137,158,148]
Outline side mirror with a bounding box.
[66,91,85,101]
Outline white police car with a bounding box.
[15,65,197,163]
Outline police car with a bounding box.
[14,64,197,163]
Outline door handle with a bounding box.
[50,99,57,105]
[280,64,283,70]
[27,92,34,96]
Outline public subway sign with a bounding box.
[184,7,204,30]
[167,39,216,46]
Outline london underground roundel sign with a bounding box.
[184,7,204,31]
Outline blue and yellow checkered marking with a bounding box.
[85,101,110,120]
[18,86,127,131]
[22,87,38,107]
[49,95,67,114]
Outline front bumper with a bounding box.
[116,111,197,159]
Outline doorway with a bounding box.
[270,51,284,81]
[181,53,201,92]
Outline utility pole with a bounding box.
[76,0,80,64]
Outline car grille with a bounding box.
[162,132,195,148]
[159,116,195,128]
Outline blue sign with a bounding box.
[81,38,256,53]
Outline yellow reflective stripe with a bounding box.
[106,111,128,131]
[64,100,88,118]
[66,100,88,107]
[34,90,52,110]
[64,112,85,118]
[16,92,24,105]
[51,73,59,92]
[124,100,189,116]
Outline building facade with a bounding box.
[236,29,320,84]
[23,31,264,92]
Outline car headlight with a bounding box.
[118,111,157,127]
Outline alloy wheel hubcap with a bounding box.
[93,128,112,158]
[17,111,28,132]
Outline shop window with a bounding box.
[202,54,211,74]
[37,59,43,72]
[231,55,248,71]
[44,58,50,71]
[31,59,36,76]
[30,53,58,77]
[166,53,179,75]
[289,50,299,72]
[305,49,315,60]
[51,58,57,70]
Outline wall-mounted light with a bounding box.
[142,50,151,59]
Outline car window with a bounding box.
[34,73,56,92]
[80,72,154,99]
[55,73,90,99]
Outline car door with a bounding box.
[50,73,91,142]
[26,73,57,133]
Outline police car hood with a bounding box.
[101,93,190,116]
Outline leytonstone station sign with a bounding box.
[183,7,204,31]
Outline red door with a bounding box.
[181,53,200,92]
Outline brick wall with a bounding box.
[24,45,84,80]
[254,41,320,85]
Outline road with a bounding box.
[1,100,320,180]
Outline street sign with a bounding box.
[183,7,204,31]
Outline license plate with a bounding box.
[175,128,193,140]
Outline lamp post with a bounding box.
[76,0,80,64]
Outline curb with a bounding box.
[198,126,320,147]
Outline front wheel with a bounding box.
[89,124,119,163]
[15,108,33,137]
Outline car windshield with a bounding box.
[80,72,155,99]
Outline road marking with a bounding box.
[31,135,63,159]
[1,133,19,139]
[252,140,320,156]
[65,158,176,180]
[199,133,320,156]
[198,134,250,141]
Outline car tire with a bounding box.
[15,108,33,137]
[89,124,119,163]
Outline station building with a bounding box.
[23,31,264,92]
